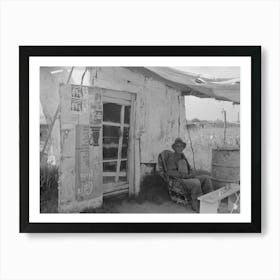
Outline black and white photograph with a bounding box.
[20,46,260,233]
[40,66,241,214]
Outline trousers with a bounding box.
[179,172,213,211]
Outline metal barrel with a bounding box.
[211,147,240,190]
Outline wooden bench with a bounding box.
[198,184,240,213]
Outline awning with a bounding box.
[127,67,240,104]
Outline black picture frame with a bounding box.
[20,46,261,233]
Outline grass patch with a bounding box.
[40,164,58,213]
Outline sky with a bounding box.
[184,96,240,122]
[174,67,240,122]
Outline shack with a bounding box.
[40,67,240,212]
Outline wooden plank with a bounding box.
[199,201,219,213]
[103,183,129,194]
[134,138,141,195]
[198,184,240,204]
[103,121,121,127]
[103,96,131,106]
[103,158,127,163]
[128,95,136,195]
[102,88,132,101]
[93,76,140,94]
[103,171,126,177]
[133,92,141,195]
[103,144,119,149]
[103,121,129,128]
[103,187,129,198]
[115,105,125,182]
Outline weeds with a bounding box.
[184,126,240,171]
[40,164,58,213]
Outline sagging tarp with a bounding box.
[127,67,240,104]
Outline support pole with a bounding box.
[222,109,227,144]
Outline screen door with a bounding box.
[102,97,131,194]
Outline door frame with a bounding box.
[100,88,137,197]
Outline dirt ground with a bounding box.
[81,175,231,214]
[81,193,230,214]
[87,196,195,213]
[40,167,233,213]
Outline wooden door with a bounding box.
[102,93,132,195]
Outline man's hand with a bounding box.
[190,170,197,176]
[180,171,195,179]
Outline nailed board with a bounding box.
[59,84,103,211]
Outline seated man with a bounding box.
[166,138,213,212]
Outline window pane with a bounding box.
[103,125,119,160]
[124,106,130,124]
[123,127,129,144]
[120,161,127,173]
[103,177,115,184]
[103,162,117,172]
[103,103,121,123]
[121,127,129,158]
[103,147,118,160]
[119,176,127,182]
[121,146,128,158]
[103,125,120,137]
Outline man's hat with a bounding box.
[172,137,186,150]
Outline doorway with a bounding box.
[102,91,132,195]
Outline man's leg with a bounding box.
[181,178,202,212]
[195,174,213,194]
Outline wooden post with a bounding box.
[115,105,125,182]
[222,109,227,144]
[198,184,240,213]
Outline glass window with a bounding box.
[124,106,130,124]
[118,176,127,182]
[103,147,118,160]
[103,176,115,184]
[103,103,121,123]
[121,127,129,158]
[120,161,127,172]
[103,125,120,160]
[103,162,117,172]
[103,125,120,137]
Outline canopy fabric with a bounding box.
[128,67,240,104]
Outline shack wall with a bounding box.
[90,67,187,164]
[40,67,187,166]
[41,67,187,211]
